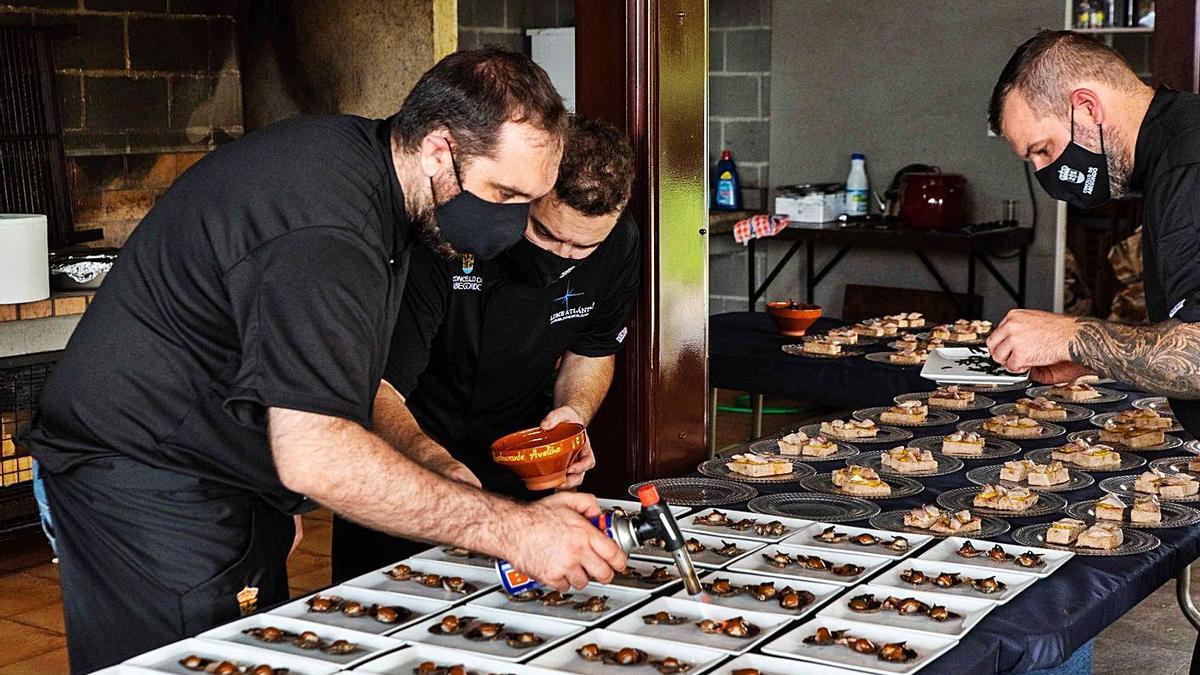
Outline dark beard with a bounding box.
[1077,123,1132,199]
[408,172,462,260]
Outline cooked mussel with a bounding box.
[848,593,883,612]
[442,576,477,595]
[574,595,609,613]
[885,536,911,552]
[646,566,675,582]
[615,565,643,579]
[372,605,409,624]
[801,555,830,570]
[830,562,865,577]
[577,643,605,661]
[651,656,692,674]
[540,590,574,606]
[694,509,730,526]
[702,577,742,597]
[879,641,918,663]
[306,594,341,613]
[970,576,1007,594]
[754,520,786,536]
[778,586,815,610]
[443,546,473,557]
[928,605,963,622]
[415,573,443,587]
[730,518,756,531]
[643,537,667,549]
[505,631,544,649]
[762,551,793,568]
[890,596,931,615]
[696,619,723,634]
[899,568,928,585]
[247,665,283,675]
[294,630,321,649]
[721,616,760,638]
[815,525,848,543]
[715,540,744,557]
[339,600,367,617]
[428,615,474,635]
[464,622,504,641]
[746,581,776,601]
[684,538,706,553]
[385,563,415,580]
[730,670,760,675]
[956,540,982,558]
[243,626,288,643]
[642,610,689,625]
[803,626,848,645]
[988,545,1015,562]
[508,588,543,602]
[850,533,883,546]
[849,637,878,654]
[321,639,358,655]
[933,572,963,588]
[606,647,648,666]
[1016,551,1046,568]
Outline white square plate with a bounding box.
[870,559,1039,605]
[197,614,401,668]
[676,569,844,618]
[630,531,763,569]
[729,542,895,586]
[124,637,344,675]
[682,507,814,542]
[916,536,1074,578]
[353,643,569,674]
[604,595,793,654]
[720,652,869,675]
[921,347,1028,385]
[596,497,692,518]
[762,617,960,674]
[786,522,933,559]
[529,628,728,675]
[388,608,582,662]
[343,558,497,603]
[270,584,451,634]
[815,583,996,638]
[411,545,496,570]
[465,582,651,626]
[592,558,684,593]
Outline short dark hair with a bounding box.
[988,30,1142,135]
[553,116,635,217]
[393,48,567,160]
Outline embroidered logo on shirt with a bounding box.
[1170,298,1187,318]
[236,586,259,616]
[461,254,475,275]
[452,255,482,291]
[616,326,628,343]
[550,282,595,324]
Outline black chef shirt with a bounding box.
[21,115,411,512]
[385,213,640,487]
[1130,87,1200,436]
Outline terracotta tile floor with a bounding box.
[0,404,1194,673]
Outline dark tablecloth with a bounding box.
[700,338,1200,667]
[710,312,937,408]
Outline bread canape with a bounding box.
[1049,381,1102,402]
[942,430,986,456]
[1014,397,1069,421]
[904,505,982,534]
[727,453,793,478]
[1111,408,1173,430]
[801,336,842,356]
[998,459,1068,486]
[1051,439,1122,469]
[1134,469,1198,498]
[888,348,929,365]
[1094,493,1127,522]
[928,385,975,409]
[973,483,1039,512]
[778,432,839,458]
[879,400,928,424]
[1100,422,1165,448]
[929,324,952,340]
[1131,494,1162,525]
[832,465,892,497]
[825,328,859,345]
[1076,521,1124,550]
[820,418,878,440]
[1046,517,1087,545]
[879,446,938,473]
[982,415,1044,438]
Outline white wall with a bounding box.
[711,0,1063,320]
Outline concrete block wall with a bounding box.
[458,0,573,52]
[709,0,771,190]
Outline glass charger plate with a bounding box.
[863,351,925,368]
[915,331,985,345]
[868,509,1010,539]
[748,435,860,463]
[957,418,1066,442]
[747,493,880,523]
[1132,396,1174,416]
[895,391,996,412]
[1067,429,1183,453]
[988,402,1094,424]
[936,486,1067,518]
[1187,440,1200,456]
[1065,497,1200,529]
[1026,385,1126,405]
[797,473,925,500]
[846,450,964,478]
[781,344,864,359]
[1011,523,1160,557]
[852,406,960,428]
[1025,447,1146,473]
[627,478,758,506]
[697,456,816,484]
[1090,411,1184,433]
[797,422,913,445]
[1098,475,1200,503]
[910,435,1022,461]
[1149,456,1200,476]
[936,380,1029,394]
[964,464,1094,492]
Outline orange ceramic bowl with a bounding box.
[491,422,586,491]
[766,301,822,336]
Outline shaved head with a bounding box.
[988,30,1145,136]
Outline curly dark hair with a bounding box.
[392,48,567,160]
[553,115,635,217]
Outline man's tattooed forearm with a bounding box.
[1068,318,1200,400]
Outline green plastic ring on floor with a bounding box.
[717,394,803,415]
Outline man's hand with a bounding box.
[501,492,626,591]
[1029,361,1097,385]
[427,453,482,488]
[986,309,1079,373]
[541,405,596,489]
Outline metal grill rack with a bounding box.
[0,351,58,537]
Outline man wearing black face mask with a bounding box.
[331,116,640,581]
[984,33,1200,464]
[20,50,628,672]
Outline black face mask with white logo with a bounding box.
[431,145,530,260]
[1034,105,1112,209]
[502,235,576,288]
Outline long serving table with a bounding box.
[689,377,1200,673]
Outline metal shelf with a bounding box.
[1072,26,1154,33]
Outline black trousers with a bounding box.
[330,468,539,584]
[45,457,293,674]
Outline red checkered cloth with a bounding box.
[732,214,790,244]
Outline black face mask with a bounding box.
[431,145,530,260]
[1034,105,1112,209]
[502,235,577,288]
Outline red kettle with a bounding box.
[898,170,967,231]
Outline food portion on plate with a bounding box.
[831,465,892,497]
[973,484,1039,512]
[820,418,879,440]
[942,430,987,456]
[904,505,982,535]
[777,431,839,458]
[825,327,860,345]
[1133,469,1199,498]
[1095,493,1128,522]
[998,459,1070,487]
[897,567,1008,596]
[575,641,692,672]
[242,625,361,655]
[879,446,939,473]
[893,332,945,352]
[1014,397,1069,421]
[811,525,911,553]
[1045,518,1124,550]
[304,594,411,626]
[689,510,791,539]
[726,452,794,478]
[879,400,928,425]
[955,540,1046,569]
[883,312,926,329]
[982,415,1044,439]
[759,550,866,579]
[929,385,976,409]
[383,564,480,596]
[800,335,844,356]
[801,626,918,663]
[1049,381,1103,402]
[853,318,899,337]
[700,577,818,612]
[1052,439,1123,469]
[845,593,962,622]
[889,347,930,365]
